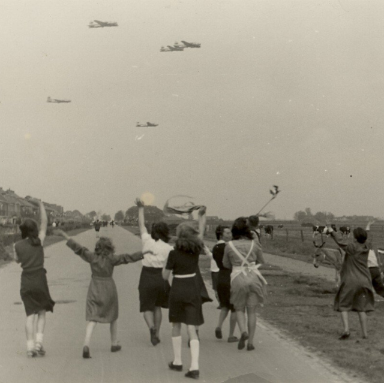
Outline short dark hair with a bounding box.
[215,225,230,240]
[231,217,253,240]
[19,219,41,246]
[151,222,170,243]
[353,227,367,244]
[248,215,259,227]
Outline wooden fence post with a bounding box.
[286,229,289,242]
[300,230,304,242]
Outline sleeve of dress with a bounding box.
[112,251,144,265]
[223,244,232,269]
[66,239,95,263]
[165,250,175,270]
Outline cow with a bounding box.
[277,224,284,229]
[339,226,351,237]
[264,225,274,237]
[312,225,327,236]
[312,241,345,287]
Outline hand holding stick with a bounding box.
[256,185,281,215]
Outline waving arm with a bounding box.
[135,198,148,236]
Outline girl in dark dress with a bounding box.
[327,224,374,339]
[162,206,207,380]
[55,229,144,358]
[14,200,55,357]
[213,225,238,343]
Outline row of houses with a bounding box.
[0,188,87,226]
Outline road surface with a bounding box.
[0,227,361,383]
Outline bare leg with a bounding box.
[172,322,181,337]
[153,307,162,338]
[358,312,368,338]
[36,310,46,335]
[236,309,246,334]
[216,308,229,330]
[340,311,349,334]
[25,314,35,342]
[247,306,257,345]
[84,321,97,347]
[143,311,155,329]
[110,320,118,345]
[229,311,237,338]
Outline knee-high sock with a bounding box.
[36,333,44,345]
[189,339,199,371]
[172,336,182,365]
[27,340,35,351]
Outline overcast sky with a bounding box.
[1,0,384,220]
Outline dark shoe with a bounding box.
[168,362,183,371]
[27,350,37,358]
[83,346,91,359]
[215,327,222,339]
[247,344,255,351]
[339,332,350,340]
[35,343,46,356]
[228,336,239,343]
[238,332,249,350]
[150,327,159,346]
[111,345,122,352]
[185,370,199,379]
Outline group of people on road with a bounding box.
[11,196,384,380]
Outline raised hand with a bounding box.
[198,206,207,216]
[134,198,145,208]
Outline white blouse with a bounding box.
[141,233,173,268]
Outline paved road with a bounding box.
[0,227,359,383]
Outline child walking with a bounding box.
[14,200,55,357]
[55,230,144,358]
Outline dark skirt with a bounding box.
[169,276,204,326]
[196,267,212,304]
[86,276,118,323]
[217,269,235,312]
[138,266,170,312]
[20,268,55,316]
[211,271,219,291]
[334,282,375,312]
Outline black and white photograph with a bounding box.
[1,1,384,382]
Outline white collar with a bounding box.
[217,240,225,244]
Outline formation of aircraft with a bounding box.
[181,41,201,48]
[160,42,184,52]
[47,97,71,104]
[136,122,159,127]
[89,20,118,28]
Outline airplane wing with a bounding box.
[94,20,105,26]
[167,46,175,50]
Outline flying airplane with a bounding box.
[89,20,118,28]
[160,42,184,52]
[136,122,159,127]
[181,41,201,48]
[47,97,71,104]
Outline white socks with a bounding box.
[36,333,44,345]
[172,336,182,365]
[27,340,35,351]
[189,339,199,371]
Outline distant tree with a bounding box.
[114,210,124,222]
[86,211,97,219]
[294,210,307,221]
[125,205,164,222]
[314,211,327,222]
[101,214,111,221]
[304,208,312,216]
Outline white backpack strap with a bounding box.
[228,241,254,267]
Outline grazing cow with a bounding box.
[312,241,345,287]
[277,224,284,229]
[264,225,274,236]
[312,225,327,236]
[339,226,351,237]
